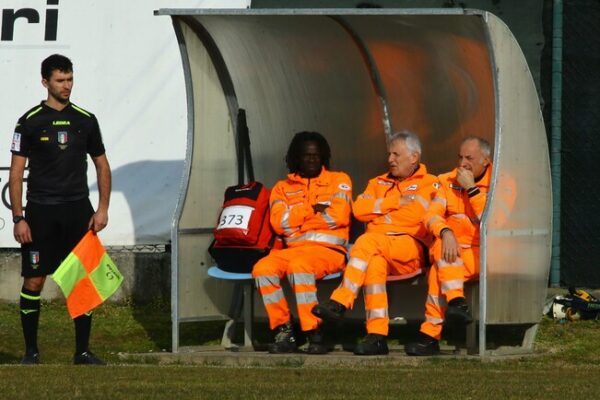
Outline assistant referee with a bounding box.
[9,54,112,365]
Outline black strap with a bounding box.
[236,109,254,185]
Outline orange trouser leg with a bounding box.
[330,233,423,335]
[438,246,479,302]
[419,264,446,340]
[330,232,383,309]
[362,255,389,335]
[286,246,345,331]
[420,241,479,340]
[363,235,424,336]
[252,249,292,330]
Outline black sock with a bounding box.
[20,287,41,354]
[74,312,93,354]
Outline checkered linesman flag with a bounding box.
[52,231,123,318]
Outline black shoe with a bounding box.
[405,332,440,356]
[445,297,473,324]
[74,350,105,365]
[311,300,346,322]
[267,322,298,354]
[20,352,40,365]
[354,334,389,355]
[306,328,329,355]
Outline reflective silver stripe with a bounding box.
[366,308,388,320]
[436,258,464,268]
[288,272,315,286]
[414,195,430,210]
[334,192,351,203]
[271,199,285,207]
[255,275,280,288]
[364,283,386,295]
[321,211,337,229]
[285,232,347,247]
[342,278,361,295]
[384,214,392,224]
[295,291,318,305]
[426,315,444,325]
[373,198,383,214]
[426,215,443,230]
[450,213,467,219]
[263,290,285,305]
[441,279,464,293]
[280,210,294,235]
[348,257,368,272]
[432,197,447,207]
[427,294,447,307]
[399,195,413,206]
[359,193,374,200]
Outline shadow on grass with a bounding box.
[130,300,227,351]
[0,351,20,364]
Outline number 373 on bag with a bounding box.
[217,205,253,230]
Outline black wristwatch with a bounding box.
[13,215,25,224]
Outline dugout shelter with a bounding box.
[155,8,551,356]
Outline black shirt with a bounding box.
[11,101,106,204]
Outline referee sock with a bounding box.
[20,287,41,355]
[74,312,93,354]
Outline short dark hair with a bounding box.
[285,131,331,174]
[41,54,73,80]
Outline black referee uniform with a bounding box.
[11,101,106,276]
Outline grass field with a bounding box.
[1,300,600,399]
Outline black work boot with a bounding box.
[311,299,346,322]
[354,334,389,355]
[445,297,473,324]
[73,350,105,365]
[306,328,329,355]
[268,322,298,354]
[20,351,40,365]
[405,332,440,356]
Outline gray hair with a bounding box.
[388,130,422,155]
[462,135,492,158]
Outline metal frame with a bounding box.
[170,19,195,353]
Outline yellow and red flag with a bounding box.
[52,231,123,318]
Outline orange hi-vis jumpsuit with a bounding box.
[330,164,439,336]
[420,165,491,340]
[252,168,352,332]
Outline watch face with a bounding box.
[13,216,24,224]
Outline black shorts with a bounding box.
[21,198,94,277]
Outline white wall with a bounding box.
[0,0,250,246]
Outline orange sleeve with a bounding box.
[302,172,352,231]
[352,179,400,222]
[468,190,487,221]
[269,181,312,236]
[424,182,450,238]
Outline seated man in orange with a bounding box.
[405,136,492,356]
[252,131,352,354]
[312,131,439,355]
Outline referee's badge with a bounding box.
[30,251,40,269]
[58,131,68,150]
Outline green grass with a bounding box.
[2,301,600,399]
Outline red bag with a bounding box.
[209,181,282,273]
[213,181,271,246]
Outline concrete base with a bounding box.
[118,344,539,366]
[0,249,170,304]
